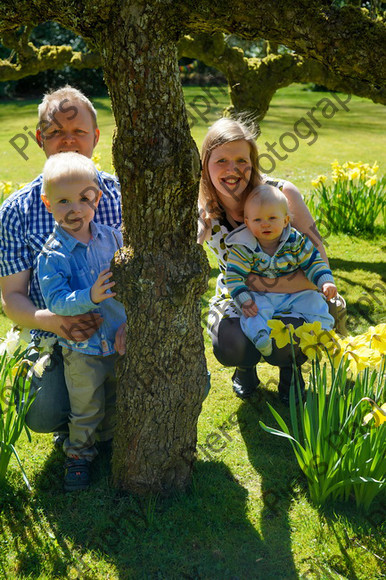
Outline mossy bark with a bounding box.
[99,3,209,494]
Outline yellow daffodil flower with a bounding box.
[343,345,382,374]
[267,319,294,349]
[1,181,13,196]
[311,175,327,188]
[365,176,377,187]
[362,399,386,427]
[91,152,102,171]
[294,321,322,339]
[362,324,386,354]
[348,167,361,180]
[298,327,340,360]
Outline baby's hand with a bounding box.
[242,299,258,318]
[322,282,337,301]
[91,268,116,304]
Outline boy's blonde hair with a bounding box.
[38,85,98,129]
[43,152,98,197]
[244,184,289,217]
[199,118,261,219]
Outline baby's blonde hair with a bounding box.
[199,118,261,219]
[43,152,98,197]
[244,184,289,217]
[38,85,98,129]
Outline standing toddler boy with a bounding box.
[38,152,126,491]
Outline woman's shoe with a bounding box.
[232,366,260,399]
[278,366,305,406]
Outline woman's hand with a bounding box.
[246,270,316,293]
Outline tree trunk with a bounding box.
[99,2,209,495]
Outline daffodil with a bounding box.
[91,152,102,171]
[30,353,51,378]
[343,345,382,374]
[362,324,386,354]
[268,319,294,349]
[0,181,13,196]
[294,321,322,338]
[311,175,327,188]
[365,176,377,187]
[348,167,361,180]
[0,329,20,357]
[296,324,340,361]
[362,399,386,427]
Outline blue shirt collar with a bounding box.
[53,221,102,252]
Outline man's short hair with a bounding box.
[38,85,98,129]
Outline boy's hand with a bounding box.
[322,282,338,300]
[91,268,116,304]
[242,299,258,318]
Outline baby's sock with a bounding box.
[253,331,273,357]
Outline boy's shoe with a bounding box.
[53,432,68,450]
[232,366,260,400]
[278,366,305,406]
[64,457,90,492]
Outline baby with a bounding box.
[225,184,336,356]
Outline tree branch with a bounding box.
[178,32,385,120]
[0,27,101,81]
[177,1,386,90]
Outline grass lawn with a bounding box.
[0,85,385,579]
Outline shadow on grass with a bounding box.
[2,447,294,579]
[237,388,386,580]
[236,391,301,580]
[329,258,386,282]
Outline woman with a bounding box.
[198,117,346,404]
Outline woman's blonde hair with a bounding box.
[199,117,261,219]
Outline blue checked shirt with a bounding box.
[38,221,126,356]
[0,171,121,339]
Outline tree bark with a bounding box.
[99,2,209,494]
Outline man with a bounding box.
[0,86,122,438]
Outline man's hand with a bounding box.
[114,322,126,355]
[322,282,338,301]
[0,270,103,342]
[91,268,116,304]
[242,299,258,318]
[55,312,103,342]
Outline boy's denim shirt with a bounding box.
[38,221,126,356]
